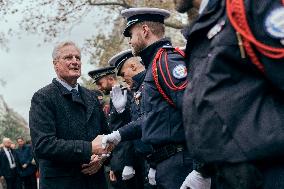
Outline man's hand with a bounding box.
[81,155,103,175]
[102,131,121,149]
[180,170,211,189]
[148,168,157,185]
[110,85,127,113]
[109,170,117,182]
[92,135,113,155]
[122,166,135,180]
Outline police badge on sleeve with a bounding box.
[265,7,284,39]
[173,64,187,79]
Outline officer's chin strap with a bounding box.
[152,47,188,107]
[226,0,284,73]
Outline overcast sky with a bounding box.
[0,5,114,122]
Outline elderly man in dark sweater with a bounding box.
[29,41,111,189]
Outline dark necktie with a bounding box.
[8,149,15,164]
[71,89,80,97]
[71,89,83,104]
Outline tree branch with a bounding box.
[165,20,185,29]
[88,0,132,8]
[86,1,185,29]
[59,2,88,19]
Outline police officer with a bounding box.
[178,0,284,188]
[109,49,157,188]
[101,8,193,189]
[88,67,138,189]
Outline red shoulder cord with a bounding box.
[226,0,284,73]
[152,47,188,107]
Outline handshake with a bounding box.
[81,131,121,175]
[91,130,121,155]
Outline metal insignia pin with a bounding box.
[207,20,226,39]
[134,91,141,105]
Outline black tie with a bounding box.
[71,89,80,97]
[71,89,83,104]
[8,149,15,164]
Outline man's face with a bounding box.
[96,77,113,95]
[17,139,25,148]
[54,45,81,83]
[174,0,193,13]
[119,62,136,88]
[3,139,12,148]
[128,25,147,56]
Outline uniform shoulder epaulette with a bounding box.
[152,46,188,107]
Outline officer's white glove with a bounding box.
[148,168,157,185]
[102,131,121,149]
[180,170,211,189]
[110,85,127,113]
[122,166,135,180]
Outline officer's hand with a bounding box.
[102,131,121,149]
[148,168,157,185]
[180,170,211,189]
[122,166,135,180]
[92,135,110,155]
[110,85,127,113]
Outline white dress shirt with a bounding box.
[56,77,79,92]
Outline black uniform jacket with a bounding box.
[130,71,153,156]
[183,0,284,163]
[29,79,109,189]
[118,39,188,149]
[139,38,187,147]
[108,90,136,172]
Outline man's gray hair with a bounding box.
[52,41,81,60]
[3,137,11,143]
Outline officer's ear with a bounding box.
[130,62,136,71]
[141,24,150,38]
